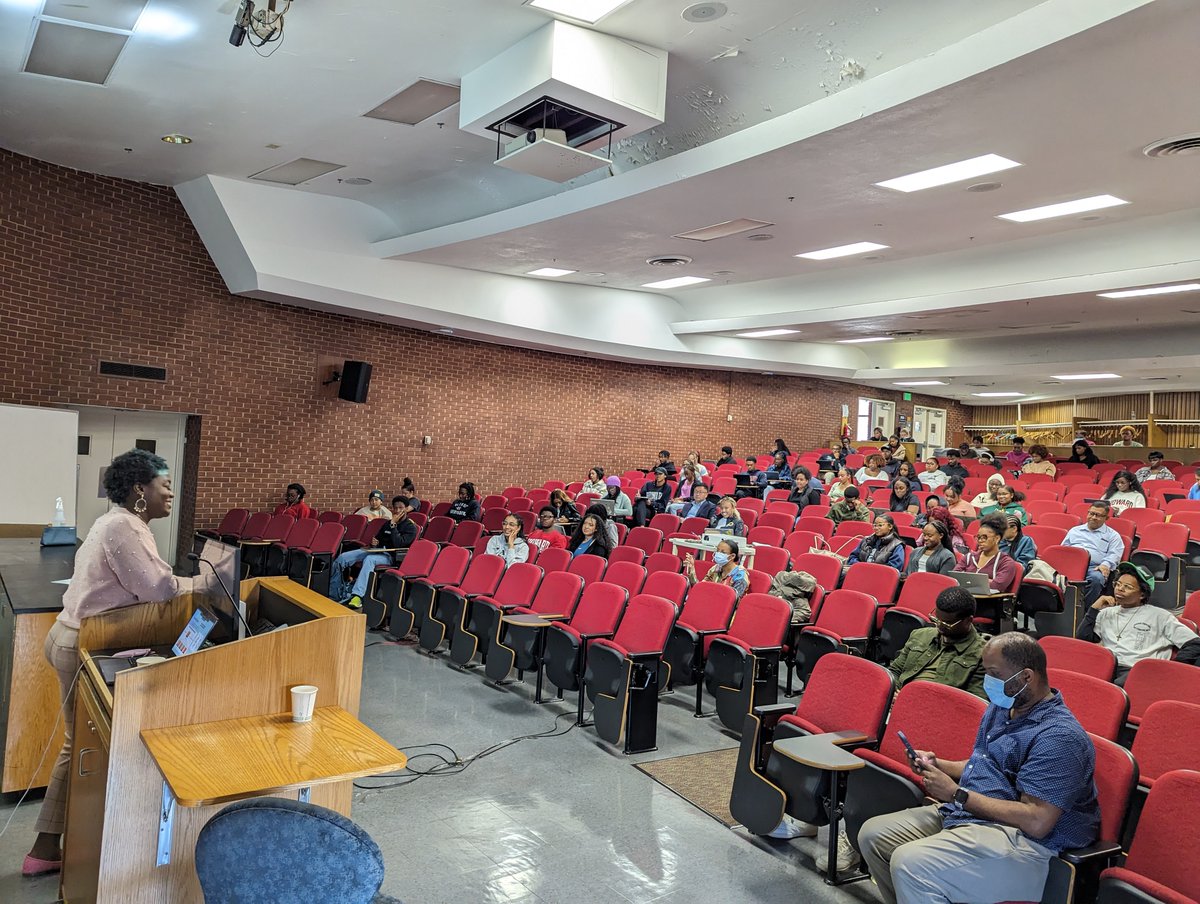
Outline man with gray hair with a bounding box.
[858,632,1099,904]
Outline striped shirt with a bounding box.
[942,691,1099,854]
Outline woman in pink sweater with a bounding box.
[25,449,190,877]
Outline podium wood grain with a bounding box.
[2,610,65,791]
[142,706,405,807]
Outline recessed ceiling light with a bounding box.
[641,276,711,290]
[875,154,1021,193]
[736,329,800,338]
[160,133,191,144]
[525,0,634,25]
[796,241,889,260]
[527,267,576,277]
[836,336,893,344]
[1098,283,1200,299]
[341,177,372,186]
[973,391,1025,398]
[1051,373,1121,381]
[997,195,1128,223]
[893,381,947,387]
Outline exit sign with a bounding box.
[903,392,912,401]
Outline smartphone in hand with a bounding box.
[897,730,921,769]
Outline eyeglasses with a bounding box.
[930,615,964,631]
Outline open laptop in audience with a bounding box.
[93,606,219,687]
[595,498,616,515]
[949,571,993,595]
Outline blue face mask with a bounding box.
[983,671,1028,708]
[712,552,730,567]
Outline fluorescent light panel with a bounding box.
[893,381,947,387]
[876,154,1021,193]
[1051,373,1121,381]
[836,336,892,344]
[1098,283,1200,299]
[526,267,576,277]
[997,194,1128,223]
[525,0,633,24]
[796,241,888,260]
[641,276,711,290]
[973,392,1025,398]
[674,218,774,242]
[736,329,799,338]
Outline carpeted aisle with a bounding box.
[635,746,741,827]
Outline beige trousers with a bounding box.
[34,620,80,836]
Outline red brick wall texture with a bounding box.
[0,149,969,536]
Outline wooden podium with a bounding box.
[61,577,401,904]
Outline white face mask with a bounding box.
[712,552,730,567]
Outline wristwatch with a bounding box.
[953,787,970,808]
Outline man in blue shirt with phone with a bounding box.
[858,632,1099,904]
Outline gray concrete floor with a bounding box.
[1,636,882,903]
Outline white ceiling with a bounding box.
[4,0,1200,404]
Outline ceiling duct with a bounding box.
[460,20,666,182]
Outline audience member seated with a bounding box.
[888,436,908,462]
[548,488,581,528]
[916,457,948,492]
[567,514,612,559]
[1021,444,1056,477]
[939,449,969,480]
[328,501,416,609]
[961,514,1019,592]
[816,441,845,474]
[829,485,872,527]
[447,482,481,522]
[1067,440,1101,469]
[1190,467,1200,501]
[585,503,620,548]
[893,460,918,485]
[770,438,791,458]
[980,485,1028,524]
[273,483,313,519]
[905,520,958,576]
[669,483,715,521]
[976,451,1003,471]
[1075,562,1200,685]
[1100,469,1146,516]
[1073,428,1095,446]
[709,496,746,537]
[651,449,677,478]
[969,474,1006,511]
[957,441,977,460]
[827,467,854,502]
[855,454,887,484]
[683,450,709,478]
[1114,425,1143,448]
[1003,436,1031,470]
[1136,451,1175,483]
[394,478,420,513]
[887,477,920,516]
[736,461,768,499]
[1063,502,1125,605]
[683,539,748,600]
[1000,514,1037,572]
[602,476,634,523]
[890,586,987,698]
[879,447,901,480]
[858,633,1100,904]
[847,515,905,570]
[633,468,672,526]
[666,463,701,514]
[580,467,607,497]
[930,505,969,556]
[715,445,736,467]
[527,507,568,554]
[942,480,976,520]
[767,451,793,483]
[353,490,392,520]
[969,435,991,456]
[485,514,531,568]
[787,468,822,513]
[870,427,887,444]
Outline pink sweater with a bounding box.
[58,508,191,629]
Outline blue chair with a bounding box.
[195,797,401,904]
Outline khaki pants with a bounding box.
[35,621,80,836]
[858,805,1052,904]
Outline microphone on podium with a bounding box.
[188,552,253,639]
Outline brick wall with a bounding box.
[0,148,968,543]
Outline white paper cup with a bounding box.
[290,685,318,723]
[136,655,167,667]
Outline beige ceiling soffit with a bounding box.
[363,79,461,126]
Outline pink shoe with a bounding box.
[22,854,62,877]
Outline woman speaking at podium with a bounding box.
[24,449,191,878]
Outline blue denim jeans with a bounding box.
[329,548,391,600]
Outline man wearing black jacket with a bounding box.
[939,450,969,480]
[634,468,673,526]
[330,500,417,609]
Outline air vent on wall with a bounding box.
[99,361,167,381]
[1143,133,1200,158]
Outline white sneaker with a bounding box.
[767,818,818,839]
[815,829,860,874]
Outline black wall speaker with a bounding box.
[338,360,372,403]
